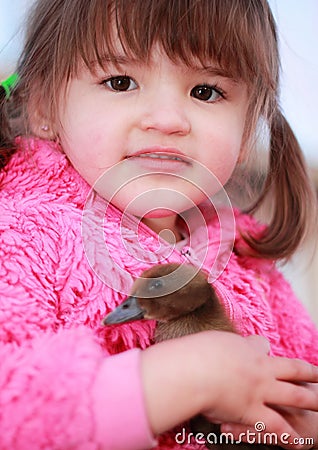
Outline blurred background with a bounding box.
[0,0,317,323]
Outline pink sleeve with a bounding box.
[92,348,157,450]
[0,194,156,448]
[0,328,156,450]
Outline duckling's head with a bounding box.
[103,263,215,325]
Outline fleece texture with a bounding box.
[0,137,317,450]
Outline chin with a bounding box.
[110,188,201,218]
[119,202,185,218]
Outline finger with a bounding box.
[273,358,318,383]
[220,421,308,450]
[221,407,303,447]
[220,422,251,437]
[266,380,318,411]
[220,422,280,445]
[258,406,315,448]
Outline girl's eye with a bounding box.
[103,76,137,92]
[190,84,224,103]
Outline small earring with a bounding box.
[41,124,49,132]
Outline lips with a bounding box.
[137,153,185,162]
[127,147,191,165]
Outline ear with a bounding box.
[29,115,54,139]
[27,90,56,140]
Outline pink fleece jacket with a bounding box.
[0,137,317,450]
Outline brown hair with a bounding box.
[0,0,316,259]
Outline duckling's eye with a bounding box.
[148,278,164,290]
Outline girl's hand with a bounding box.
[140,331,318,440]
[220,385,318,449]
[197,334,318,440]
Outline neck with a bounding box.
[142,215,183,243]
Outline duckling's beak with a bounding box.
[102,296,145,325]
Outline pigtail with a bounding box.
[245,109,317,260]
[0,74,19,169]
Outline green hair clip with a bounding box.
[0,73,19,99]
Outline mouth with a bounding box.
[126,147,191,170]
[137,153,185,162]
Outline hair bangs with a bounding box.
[72,0,278,90]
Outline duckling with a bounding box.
[103,263,235,341]
[103,263,282,450]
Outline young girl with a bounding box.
[0,1,317,449]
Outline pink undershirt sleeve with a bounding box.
[92,348,157,450]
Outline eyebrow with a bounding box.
[90,55,238,82]
[196,65,238,81]
[90,55,140,68]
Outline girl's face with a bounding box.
[56,46,249,227]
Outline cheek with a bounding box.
[199,119,245,184]
[58,116,125,185]
[201,140,241,185]
[60,109,105,151]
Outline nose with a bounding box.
[139,91,191,136]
